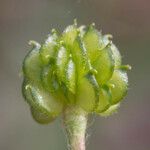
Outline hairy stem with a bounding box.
[63,106,88,150]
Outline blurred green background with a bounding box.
[0,0,150,150]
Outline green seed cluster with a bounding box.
[22,22,131,124]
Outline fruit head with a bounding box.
[22,22,131,124]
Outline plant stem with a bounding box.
[63,106,88,150]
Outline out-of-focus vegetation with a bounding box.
[0,0,150,150]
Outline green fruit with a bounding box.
[83,25,102,62]
[100,103,120,117]
[65,58,76,94]
[31,107,56,124]
[56,46,69,83]
[111,43,122,67]
[96,86,111,113]
[23,80,63,117]
[40,32,58,65]
[77,75,98,112]
[23,41,42,84]
[22,21,130,124]
[93,46,114,85]
[108,69,128,104]
[41,64,59,93]
[62,25,78,48]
